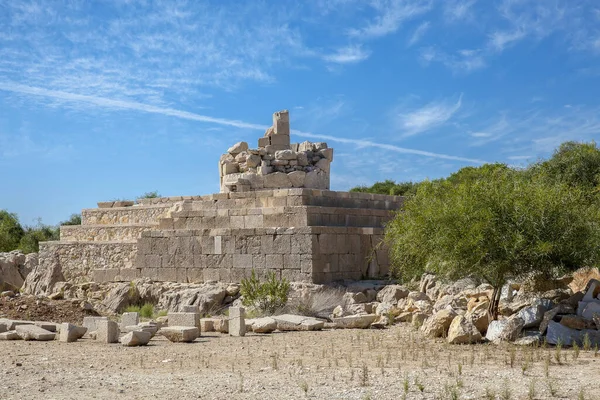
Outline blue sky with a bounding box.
[1,0,600,226]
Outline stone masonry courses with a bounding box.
[39,111,404,285]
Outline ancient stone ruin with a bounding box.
[219,110,332,192]
[31,110,402,290]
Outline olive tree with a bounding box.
[385,165,600,318]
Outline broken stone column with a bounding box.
[96,320,119,343]
[120,312,139,331]
[273,110,290,135]
[229,307,246,337]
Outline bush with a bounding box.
[0,210,24,252]
[350,180,420,196]
[124,303,155,319]
[240,270,290,315]
[386,162,600,317]
[18,220,59,253]
[61,214,81,226]
[137,191,160,199]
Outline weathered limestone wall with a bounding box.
[60,224,152,242]
[39,241,138,283]
[81,204,173,225]
[133,226,386,284]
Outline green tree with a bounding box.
[533,141,600,191]
[18,219,59,253]
[60,213,82,226]
[350,180,420,196]
[0,210,24,252]
[385,165,600,318]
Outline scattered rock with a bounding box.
[160,326,199,343]
[272,314,324,331]
[59,323,87,342]
[485,316,524,343]
[332,314,377,329]
[447,315,482,344]
[120,331,151,346]
[251,317,277,333]
[376,285,409,305]
[15,325,55,341]
[421,309,458,338]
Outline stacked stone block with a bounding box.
[219,110,333,192]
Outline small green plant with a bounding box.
[240,269,290,315]
[528,379,536,400]
[554,339,563,364]
[544,353,550,377]
[578,387,585,400]
[573,342,580,360]
[484,387,495,400]
[137,191,161,199]
[403,373,409,393]
[414,376,424,392]
[156,309,168,317]
[582,333,591,351]
[547,379,557,396]
[140,303,154,318]
[500,380,511,400]
[360,363,369,387]
[299,380,308,396]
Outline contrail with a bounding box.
[0,82,485,164]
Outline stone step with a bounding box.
[136,189,404,211]
[60,224,157,242]
[162,205,393,230]
[81,204,174,225]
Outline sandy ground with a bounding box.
[0,324,598,400]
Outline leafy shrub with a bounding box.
[137,191,160,199]
[0,210,24,252]
[386,161,600,317]
[350,180,420,196]
[124,303,155,319]
[60,214,82,226]
[240,270,290,315]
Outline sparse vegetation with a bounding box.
[137,191,161,199]
[240,269,290,315]
[123,302,156,318]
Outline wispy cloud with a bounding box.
[407,21,430,47]
[0,82,484,164]
[444,0,478,22]
[348,0,432,39]
[322,45,371,64]
[394,94,463,137]
[420,47,486,73]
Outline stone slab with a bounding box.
[96,320,119,343]
[160,326,199,342]
[15,325,56,341]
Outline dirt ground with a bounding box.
[0,296,98,325]
[0,324,598,400]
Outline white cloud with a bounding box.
[407,21,430,47]
[419,47,486,73]
[394,95,463,137]
[0,82,484,164]
[322,45,371,64]
[348,0,432,39]
[444,0,478,22]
